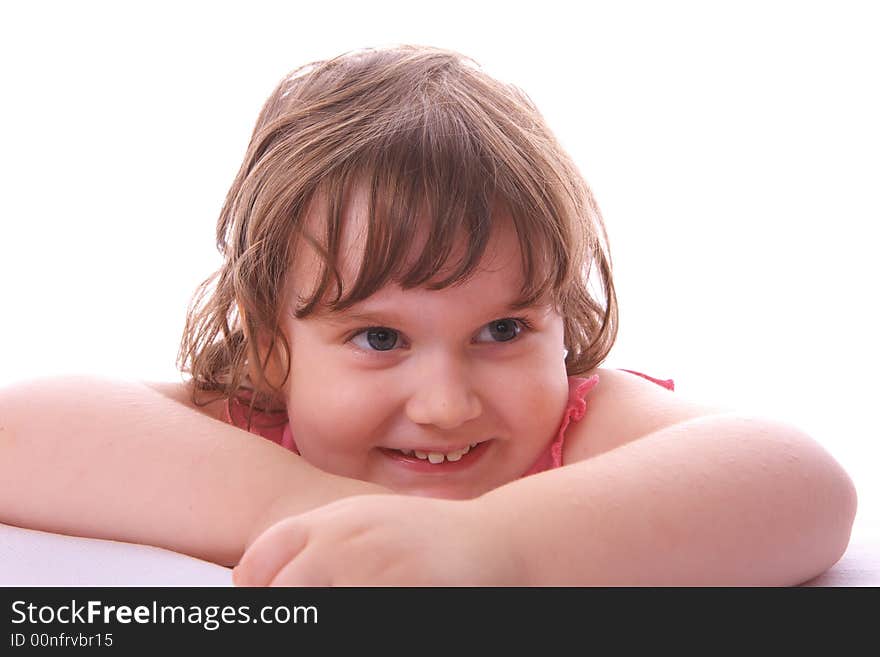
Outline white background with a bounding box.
[1,1,877,531]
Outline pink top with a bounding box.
[225,369,675,478]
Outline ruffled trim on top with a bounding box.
[520,375,599,478]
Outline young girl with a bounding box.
[0,45,857,586]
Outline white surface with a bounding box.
[0,523,232,587]
[801,532,880,587]
[1,519,876,587]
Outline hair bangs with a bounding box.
[290,89,572,319]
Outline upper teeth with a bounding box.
[398,443,478,463]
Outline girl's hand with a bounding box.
[232,494,523,586]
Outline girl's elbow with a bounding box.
[803,467,858,585]
[760,420,858,579]
[828,464,858,560]
[796,432,859,572]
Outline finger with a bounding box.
[269,550,331,587]
[234,519,310,587]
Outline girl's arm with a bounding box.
[478,412,858,585]
[0,376,390,567]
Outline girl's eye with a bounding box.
[348,318,531,353]
[351,327,401,352]
[476,318,524,343]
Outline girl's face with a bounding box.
[274,192,570,499]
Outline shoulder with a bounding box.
[142,380,230,424]
[562,367,733,464]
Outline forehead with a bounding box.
[287,185,526,306]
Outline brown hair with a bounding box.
[177,45,618,425]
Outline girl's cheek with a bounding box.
[516,368,570,423]
[307,378,386,435]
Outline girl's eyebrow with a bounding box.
[317,301,548,327]
[319,309,407,327]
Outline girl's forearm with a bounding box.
[478,413,858,586]
[0,376,389,567]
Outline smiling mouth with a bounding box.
[379,439,492,465]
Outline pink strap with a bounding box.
[618,368,675,391]
[225,394,289,448]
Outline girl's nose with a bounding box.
[404,355,483,431]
